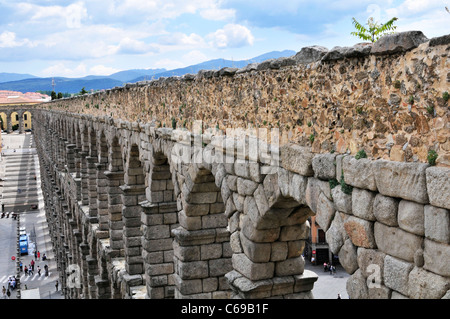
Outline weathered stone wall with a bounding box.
[42,32,449,166]
[30,105,449,299]
[24,31,449,299]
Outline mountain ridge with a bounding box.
[0,50,296,94]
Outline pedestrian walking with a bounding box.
[337,293,341,299]
[6,289,10,299]
[37,251,40,261]
[37,265,41,276]
[2,286,6,298]
[24,265,28,275]
[44,264,48,276]
[55,281,59,291]
[30,259,35,271]
[34,250,37,259]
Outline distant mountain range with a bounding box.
[0,50,295,94]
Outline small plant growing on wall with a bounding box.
[427,150,438,166]
[172,117,176,129]
[351,16,398,42]
[393,80,401,89]
[443,91,449,102]
[339,170,353,194]
[309,134,315,143]
[355,149,367,160]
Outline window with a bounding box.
[24,114,28,120]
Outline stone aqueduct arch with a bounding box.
[15,106,446,300]
[0,107,32,133]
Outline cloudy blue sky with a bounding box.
[0,0,448,78]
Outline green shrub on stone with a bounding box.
[427,150,438,166]
[355,149,367,160]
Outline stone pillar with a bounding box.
[96,163,110,232]
[141,201,177,298]
[80,152,89,206]
[66,144,76,173]
[120,184,146,275]
[86,156,98,219]
[7,111,12,133]
[18,113,24,134]
[104,171,124,255]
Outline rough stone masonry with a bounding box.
[15,31,450,299]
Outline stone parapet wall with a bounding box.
[40,31,449,166]
[309,151,450,298]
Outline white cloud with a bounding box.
[0,31,32,48]
[182,50,208,65]
[159,32,206,47]
[153,58,185,70]
[207,24,254,49]
[41,62,88,78]
[18,1,88,29]
[89,65,121,76]
[107,0,235,21]
[115,37,159,55]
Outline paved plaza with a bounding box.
[0,132,63,299]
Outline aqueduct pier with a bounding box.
[8,31,450,299]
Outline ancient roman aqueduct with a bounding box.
[9,31,450,299]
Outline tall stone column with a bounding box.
[120,184,146,275]
[80,152,89,206]
[86,156,98,220]
[7,111,12,133]
[104,171,124,256]
[66,144,76,173]
[18,113,24,134]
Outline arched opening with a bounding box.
[173,162,231,299]
[10,111,19,131]
[141,151,178,299]
[0,112,7,131]
[226,168,318,299]
[22,111,32,130]
[105,135,125,298]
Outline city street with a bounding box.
[0,132,62,299]
[304,262,350,299]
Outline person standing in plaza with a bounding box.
[37,251,40,261]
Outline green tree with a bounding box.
[80,87,88,95]
[57,92,63,99]
[351,17,398,43]
[51,91,57,100]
